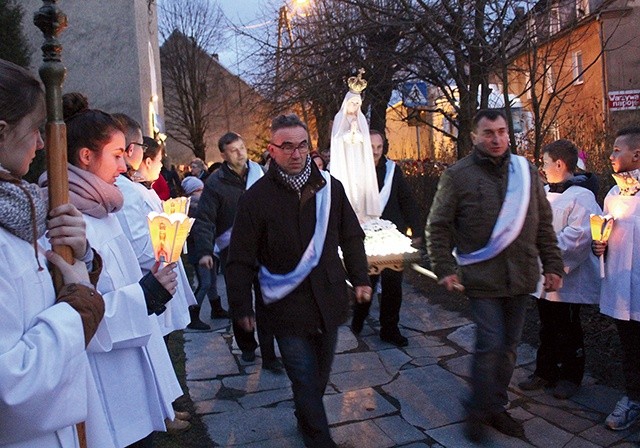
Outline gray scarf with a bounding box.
[0,165,48,269]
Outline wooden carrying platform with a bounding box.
[367,251,422,275]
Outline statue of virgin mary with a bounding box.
[329,70,381,223]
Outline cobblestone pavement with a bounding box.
[184,277,640,447]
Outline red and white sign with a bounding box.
[609,90,640,112]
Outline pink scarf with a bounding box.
[39,164,124,218]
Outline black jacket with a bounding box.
[376,156,423,236]
[191,162,256,263]
[225,162,370,336]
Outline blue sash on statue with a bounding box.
[453,155,531,266]
[214,161,265,254]
[379,159,395,211]
[259,171,332,304]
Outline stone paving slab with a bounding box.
[324,387,397,425]
[184,331,238,380]
[427,422,534,448]
[523,416,574,447]
[186,379,222,402]
[383,365,469,430]
[183,277,639,447]
[373,415,428,445]
[202,407,299,446]
[332,420,396,447]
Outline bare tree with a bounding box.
[495,0,624,163]
[244,0,409,150]
[158,0,226,160]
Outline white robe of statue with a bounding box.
[115,175,196,335]
[330,91,381,222]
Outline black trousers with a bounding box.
[353,269,403,334]
[615,318,640,401]
[233,279,277,362]
[534,299,585,385]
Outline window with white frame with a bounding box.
[549,5,561,34]
[545,65,555,93]
[573,51,584,84]
[576,0,589,18]
[525,72,532,99]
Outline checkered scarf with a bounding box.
[276,156,312,195]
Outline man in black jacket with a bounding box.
[191,132,278,369]
[351,130,423,346]
[226,114,372,448]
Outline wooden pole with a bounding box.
[34,2,86,447]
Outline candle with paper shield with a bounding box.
[163,197,191,215]
[590,214,614,278]
[147,212,194,263]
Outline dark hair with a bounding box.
[112,113,142,144]
[208,162,222,174]
[142,136,164,161]
[472,109,507,131]
[616,126,640,150]
[369,128,389,155]
[63,92,125,165]
[0,59,44,125]
[542,139,579,172]
[218,132,242,152]
[271,113,308,134]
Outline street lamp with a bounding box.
[275,1,312,136]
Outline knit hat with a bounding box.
[182,176,204,196]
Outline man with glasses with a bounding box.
[112,113,147,181]
[226,114,372,448]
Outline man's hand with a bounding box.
[438,274,465,292]
[355,285,373,303]
[592,240,607,257]
[543,273,563,292]
[46,203,88,259]
[199,255,214,270]
[236,316,255,332]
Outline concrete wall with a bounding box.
[23,0,164,136]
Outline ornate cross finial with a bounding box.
[34,0,68,64]
[347,68,368,94]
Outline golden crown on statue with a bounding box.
[347,68,368,94]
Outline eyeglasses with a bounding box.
[270,140,310,155]
[125,142,148,157]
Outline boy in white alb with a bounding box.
[593,127,640,431]
[519,140,601,399]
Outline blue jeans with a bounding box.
[468,295,529,415]
[276,329,338,448]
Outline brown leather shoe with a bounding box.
[164,417,191,435]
